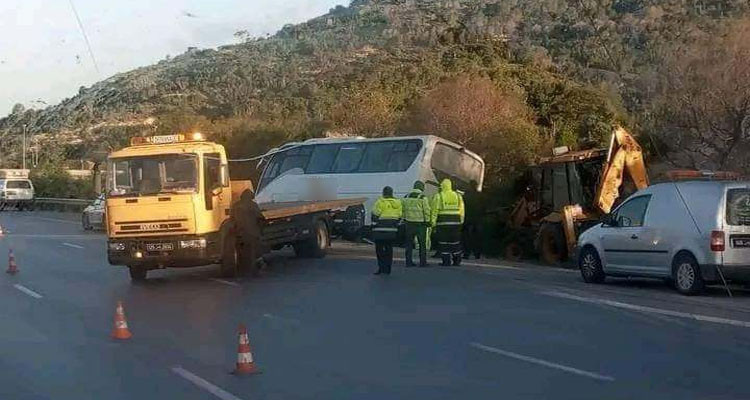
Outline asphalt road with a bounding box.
[1,211,750,400]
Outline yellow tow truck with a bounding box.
[105,133,364,281]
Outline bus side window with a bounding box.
[332,144,365,173]
[359,142,394,172]
[307,144,340,174]
[278,147,312,176]
[388,140,421,171]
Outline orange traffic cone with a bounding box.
[111,301,133,340]
[6,249,18,274]
[233,324,259,374]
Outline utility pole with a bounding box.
[22,124,27,171]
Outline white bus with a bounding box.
[254,135,485,230]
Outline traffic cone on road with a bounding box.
[233,324,259,375]
[6,249,18,275]
[111,301,133,340]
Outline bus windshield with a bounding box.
[430,143,483,191]
[107,154,198,197]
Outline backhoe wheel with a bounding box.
[221,233,240,278]
[538,223,567,265]
[504,242,522,261]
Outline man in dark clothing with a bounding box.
[463,180,483,259]
[371,186,402,275]
[402,181,431,267]
[231,189,264,276]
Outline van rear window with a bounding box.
[727,189,750,226]
[6,180,30,189]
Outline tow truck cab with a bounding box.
[105,133,235,269]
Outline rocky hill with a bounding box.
[2,0,749,173]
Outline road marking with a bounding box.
[171,366,244,400]
[543,290,750,328]
[263,313,301,326]
[210,278,239,287]
[26,216,79,225]
[13,284,43,299]
[6,234,101,239]
[330,253,527,271]
[470,342,615,382]
[62,242,84,249]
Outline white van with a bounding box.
[0,178,35,210]
[578,179,750,295]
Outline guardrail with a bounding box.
[32,197,92,212]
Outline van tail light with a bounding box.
[711,230,725,252]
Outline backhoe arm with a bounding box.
[595,127,649,214]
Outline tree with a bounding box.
[648,19,750,171]
[329,88,401,137]
[402,76,540,184]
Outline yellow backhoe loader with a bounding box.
[504,126,649,264]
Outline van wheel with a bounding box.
[538,223,567,264]
[128,266,147,282]
[579,247,605,284]
[221,233,240,278]
[295,219,328,258]
[673,253,704,295]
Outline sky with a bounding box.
[0,0,347,116]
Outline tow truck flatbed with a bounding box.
[259,198,367,220]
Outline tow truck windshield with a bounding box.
[107,154,198,197]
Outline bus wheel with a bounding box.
[220,234,239,278]
[538,223,567,265]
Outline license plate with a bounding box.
[146,242,173,251]
[732,238,750,248]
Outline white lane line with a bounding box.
[62,242,84,249]
[26,216,79,225]
[263,313,301,326]
[330,253,528,272]
[13,284,43,299]
[6,234,101,239]
[470,342,615,382]
[210,278,240,287]
[543,290,750,328]
[171,366,244,400]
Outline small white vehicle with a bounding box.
[82,194,106,230]
[577,179,750,295]
[0,178,35,211]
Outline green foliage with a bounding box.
[30,161,95,199]
[10,0,746,190]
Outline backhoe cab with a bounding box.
[506,126,649,264]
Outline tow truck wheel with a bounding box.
[294,219,329,258]
[128,266,147,282]
[221,234,240,278]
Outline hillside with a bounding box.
[2,0,749,176]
